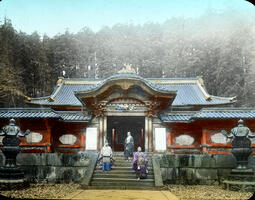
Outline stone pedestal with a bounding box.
[0,167,25,183]
[0,119,29,188]
[0,145,26,185]
[223,169,255,192]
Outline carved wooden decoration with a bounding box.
[59,134,77,145]
[75,75,176,117]
[211,132,229,144]
[25,132,43,143]
[175,134,195,146]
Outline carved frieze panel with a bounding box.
[25,132,43,143]
[175,134,195,145]
[59,134,77,145]
[106,98,147,112]
[210,132,229,144]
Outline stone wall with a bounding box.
[2,152,255,185]
[0,152,98,183]
[155,154,255,185]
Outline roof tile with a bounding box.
[29,76,233,107]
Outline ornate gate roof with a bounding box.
[27,74,235,109]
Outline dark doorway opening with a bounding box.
[107,116,145,151]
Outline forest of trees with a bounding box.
[0,10,255,107]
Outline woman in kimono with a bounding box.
[124,131,134,161]
[132,146,148,180]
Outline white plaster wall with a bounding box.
[86,127,98,150]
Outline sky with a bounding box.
[0,0,254,37]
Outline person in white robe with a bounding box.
[99,142,113,171]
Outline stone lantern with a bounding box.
[222,119,255,191]
[0,119,30,183]
[222,119,255,169]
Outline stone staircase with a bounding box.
[85,152,156,190]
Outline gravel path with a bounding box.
[0,183,80,199]
[0,183,253,199]
[167,185,253,200]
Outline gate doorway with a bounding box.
[107,116,145,151]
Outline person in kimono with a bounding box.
[132,146,148,180]
[124,131,134,161]
[99,141,113,171]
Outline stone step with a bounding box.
[101,166,153,170]
[99,157,152,161]
[112,158,153,161]
[113,157,152,160]
[113,154,153,157]
[113,158,153,160]
[82,185,158,190]
[111,162,152,167]
[91,178,154,186]
[91,177,154,182]
[96,164,153,169]
[95,166,134,170]
[93,173,154,179]
[113,152,154,155]
[95,165,153,170]
[112,156,153,160]
[229,174,255,178]
[94,168,154,174]
[111,159,153,163]
[90,182,155,188]
[112,156,152,159]
[91,152,155,190]
[93,169,154,175]
[110,165,152,168]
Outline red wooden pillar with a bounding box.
[44,118,51,152]
[167,132,174,153]
[201,129,207,153]
[168,132,171,146]
[148,117,153,152]
[140,128,144,151]
[168,132,174,153]
[112,128,115,150]
[80,134,85,152]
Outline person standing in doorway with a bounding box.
[124,131,134,161]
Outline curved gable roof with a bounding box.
[27,74,235,108]
[74,73,176,96]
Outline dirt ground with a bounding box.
[0,183,253,200]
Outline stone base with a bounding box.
[222,168,255,192]
[228,168,255,182]
[223,180,255,192]
[0,166,25,180]
[0,167,29,190]
[0,180,30,191]
[231,168,254,174]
